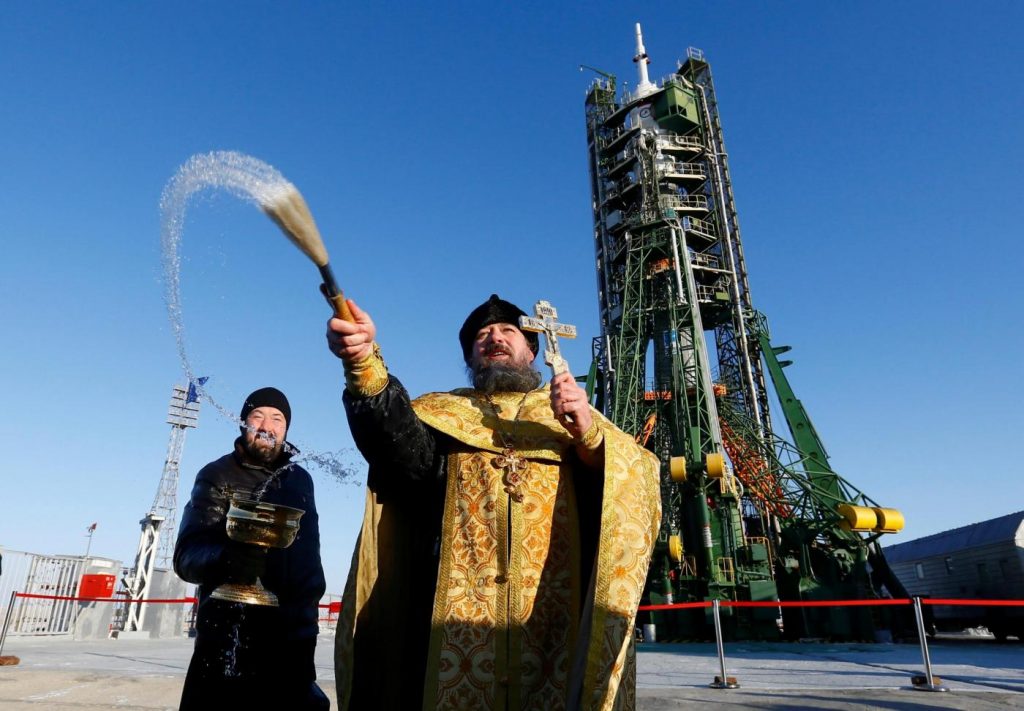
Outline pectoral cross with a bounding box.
[494,448,527,502]
[519,300,577,377]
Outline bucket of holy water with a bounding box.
[210,496,305,606]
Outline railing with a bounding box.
[0,591,198,654]
[599,120,641,152]
[636,596,1024,693]
[0,589,346,652]
[658,161,707,180]
[743,536,774,575]
[660,194,709,212]
[605,147,637,172]
[716,557,735,583]
[602,174,639,202]
[696,284,724,302]
[657,134,705,153]
[690,252,720,269]
[681,216,717,242]
[0,550,88,637]
[620,73,691,106]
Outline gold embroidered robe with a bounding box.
[336,387,660,710]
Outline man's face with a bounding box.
[468,322,542,393]
[242,406,287,464]
[471,323,535,372]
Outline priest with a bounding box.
[327,294,661,710]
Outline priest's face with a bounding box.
[469,323,541,393]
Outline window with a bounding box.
[945,556,954,575]
[915,562,925,580]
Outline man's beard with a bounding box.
[243,431,284,465]
[469,360,542,394]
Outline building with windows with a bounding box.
[885,511,1024,639]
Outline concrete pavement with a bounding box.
[0,634,1021,709]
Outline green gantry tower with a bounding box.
[583,25,907,640]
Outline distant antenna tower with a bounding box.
[152,380,205,567]
[122,380,204,632]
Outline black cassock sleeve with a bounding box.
[343,375,446,500]
[343,375,447,710]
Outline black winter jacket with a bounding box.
[173,438,326,643]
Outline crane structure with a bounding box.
[583,26,905,639]
[122,382,202,632]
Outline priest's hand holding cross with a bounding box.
[520,300,595,442]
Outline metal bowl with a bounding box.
[224,497,305,549]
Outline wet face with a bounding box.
[469,323,541,393]
[242,406,287,464]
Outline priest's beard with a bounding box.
[469,361,542,394]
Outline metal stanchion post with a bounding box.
[0,591,19,657]
[708,599,739,689]
[911,596,947,692]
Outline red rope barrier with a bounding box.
[921,598,1024,607]
[14,592,197,605]
[637,602,709,611]
[638,597,1023,612]
[727,599,912,608]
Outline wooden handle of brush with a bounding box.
[320,284,355,322]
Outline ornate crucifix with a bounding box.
[494,448,527,502]
[519,300,577,377]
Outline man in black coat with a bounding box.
[174,387,328,709]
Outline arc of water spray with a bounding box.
[161,151,354,402]
[161,153,354,347]
[159,150,358,484]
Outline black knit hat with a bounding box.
[240,387,291,430]
[459,294,539,364]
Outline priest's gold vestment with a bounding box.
[336,387,660,710]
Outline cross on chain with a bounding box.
[493,448,527,501]
[519,300,577,377]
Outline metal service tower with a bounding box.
[122,382,201,631]
[583,26,906,639]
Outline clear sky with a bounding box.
[2,2,1022,596]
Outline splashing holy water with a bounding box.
[159,151,356,488]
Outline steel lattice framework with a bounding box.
[583,28,906,640]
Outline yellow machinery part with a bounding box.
[837,503,877,532]
[668,534,683,562]
[706,452,725,478]
[669,456,688,482]
[872,507,905,533]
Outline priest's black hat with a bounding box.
[459,294,539,364]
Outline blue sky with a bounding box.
[2,2,1022,596]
